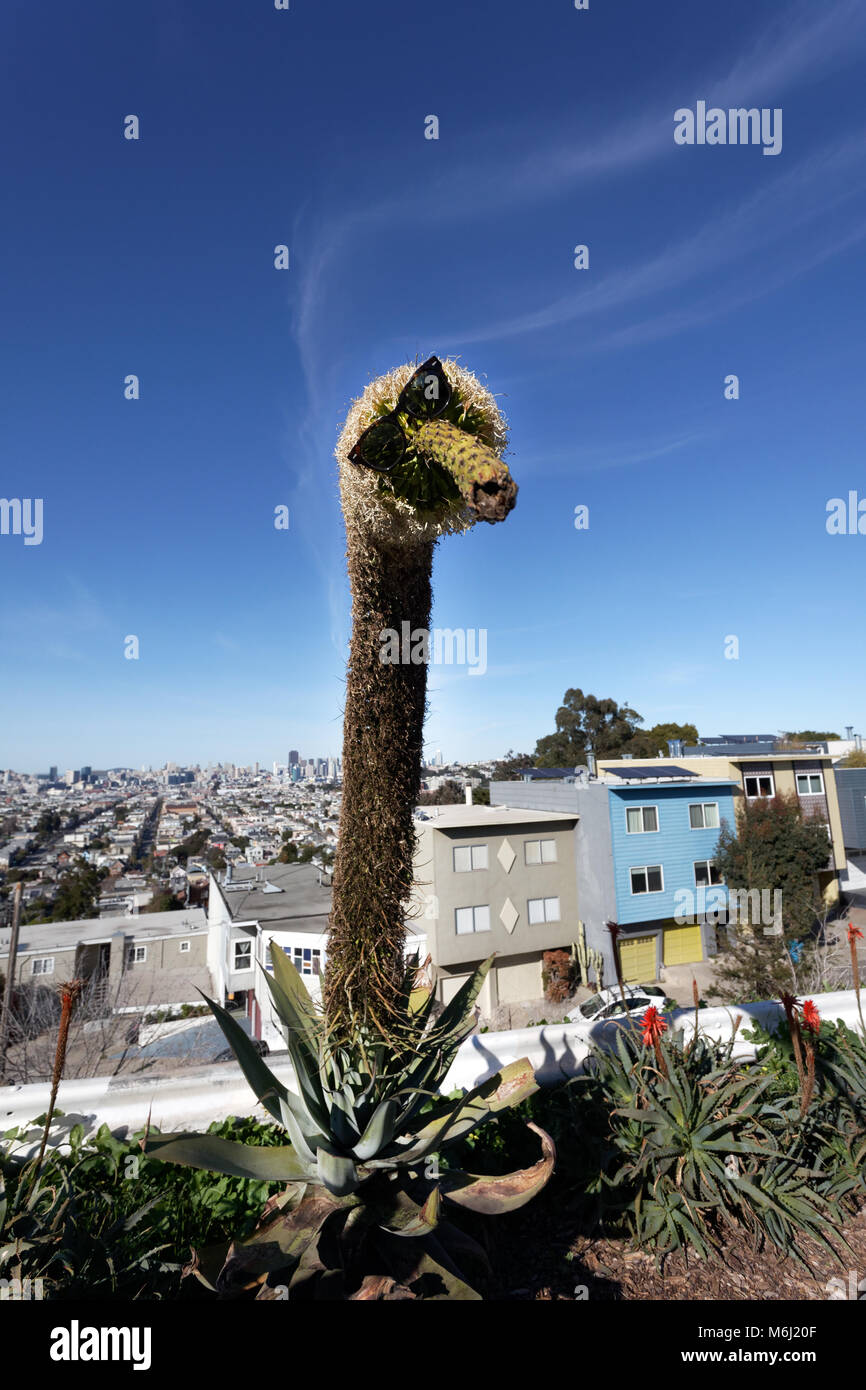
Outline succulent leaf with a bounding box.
[198,994,288,1123]
[143,1132,316,1183]
[441,1123,556,1215]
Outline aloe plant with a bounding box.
[145,948,554,1299]
[578,1022,845,1265]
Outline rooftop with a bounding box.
[0,907,208,956]
[415,803,577,828]
[216,861,333,926]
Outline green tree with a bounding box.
[624,722,699,759]
[171,828,210,865]
[534,689,643,766]
[472,786,490,805]
[781,730,840,743]
[34,810,62,841]
[32,860,102,923]
[418,779,464,806]
[710,794,832,1005]
[491,750,534,780]
[146,889,184,913]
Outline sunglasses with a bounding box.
[347,356,452,472]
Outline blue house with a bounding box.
[604,769,738,981]
[490,767,739,985]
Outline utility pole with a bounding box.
[0,882,24,1081]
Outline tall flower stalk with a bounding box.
[29,979,82,1187]
[848,922,864,1036]
[606,920,628,1008]
[799,998,820,1118]
[325,357,517,1043]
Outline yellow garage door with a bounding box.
[663,924,703,967]
[619,935,657,983]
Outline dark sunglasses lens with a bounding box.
[351,418,405,471]
[402,363,451,419]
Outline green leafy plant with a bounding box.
[144,948,554,1299]
[572,1019,846,1266]
[1,1114,293,1299]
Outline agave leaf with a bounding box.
[143,1132,316,1182]
[377,1186,441,1238]
[268,941,319,1030]
[442,1123,555,1215]
[259,973,330,1130]
[278,1097,319,1166]
[353,1099,401,1162]
[409,1241,483,1300]
[388,1058,540,1164]
[200,993,288,1123]
[430,956,494,1047]
[218,1187,354,1294]
[316,1144,360,1197]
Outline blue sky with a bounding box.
[2,0,865,771]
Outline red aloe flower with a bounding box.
[801,998,821,1035]
[848,922,864,945]
[641,1006,668,1047]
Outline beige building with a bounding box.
[409,802,579,1016]
[0,908,211,1013]
[599,751,847,905]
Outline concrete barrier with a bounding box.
[2,990,861,1156]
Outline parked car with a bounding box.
[567,984,671,1024]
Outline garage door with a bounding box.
[619,935,657,983]
[663,924,703,967]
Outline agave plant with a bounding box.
[144,948,554,1299]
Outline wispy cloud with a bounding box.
[438,133,866,345]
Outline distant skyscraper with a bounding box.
[289,750,299,765]
[49,765,57,780]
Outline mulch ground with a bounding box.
[475,1189,866,1301]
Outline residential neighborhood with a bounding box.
[2,729,864,1068]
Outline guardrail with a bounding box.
[2,990,862,1155]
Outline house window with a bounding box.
[291,947,322,976]
[694,860,724,887]
[744,774,774,799]
[630,865,664,895]
[524,839,558,864]
[527,896,561,924]
[128,945,147,965]
[455,905,491,935]
[453,844,488,872]
[796,772,825,796]
[233,940,252,971]
[179,941,190,953]
[625,806,658,834]
[689,803,720,829]
[32,957,54,976]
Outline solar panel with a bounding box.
[606,764,698,779]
